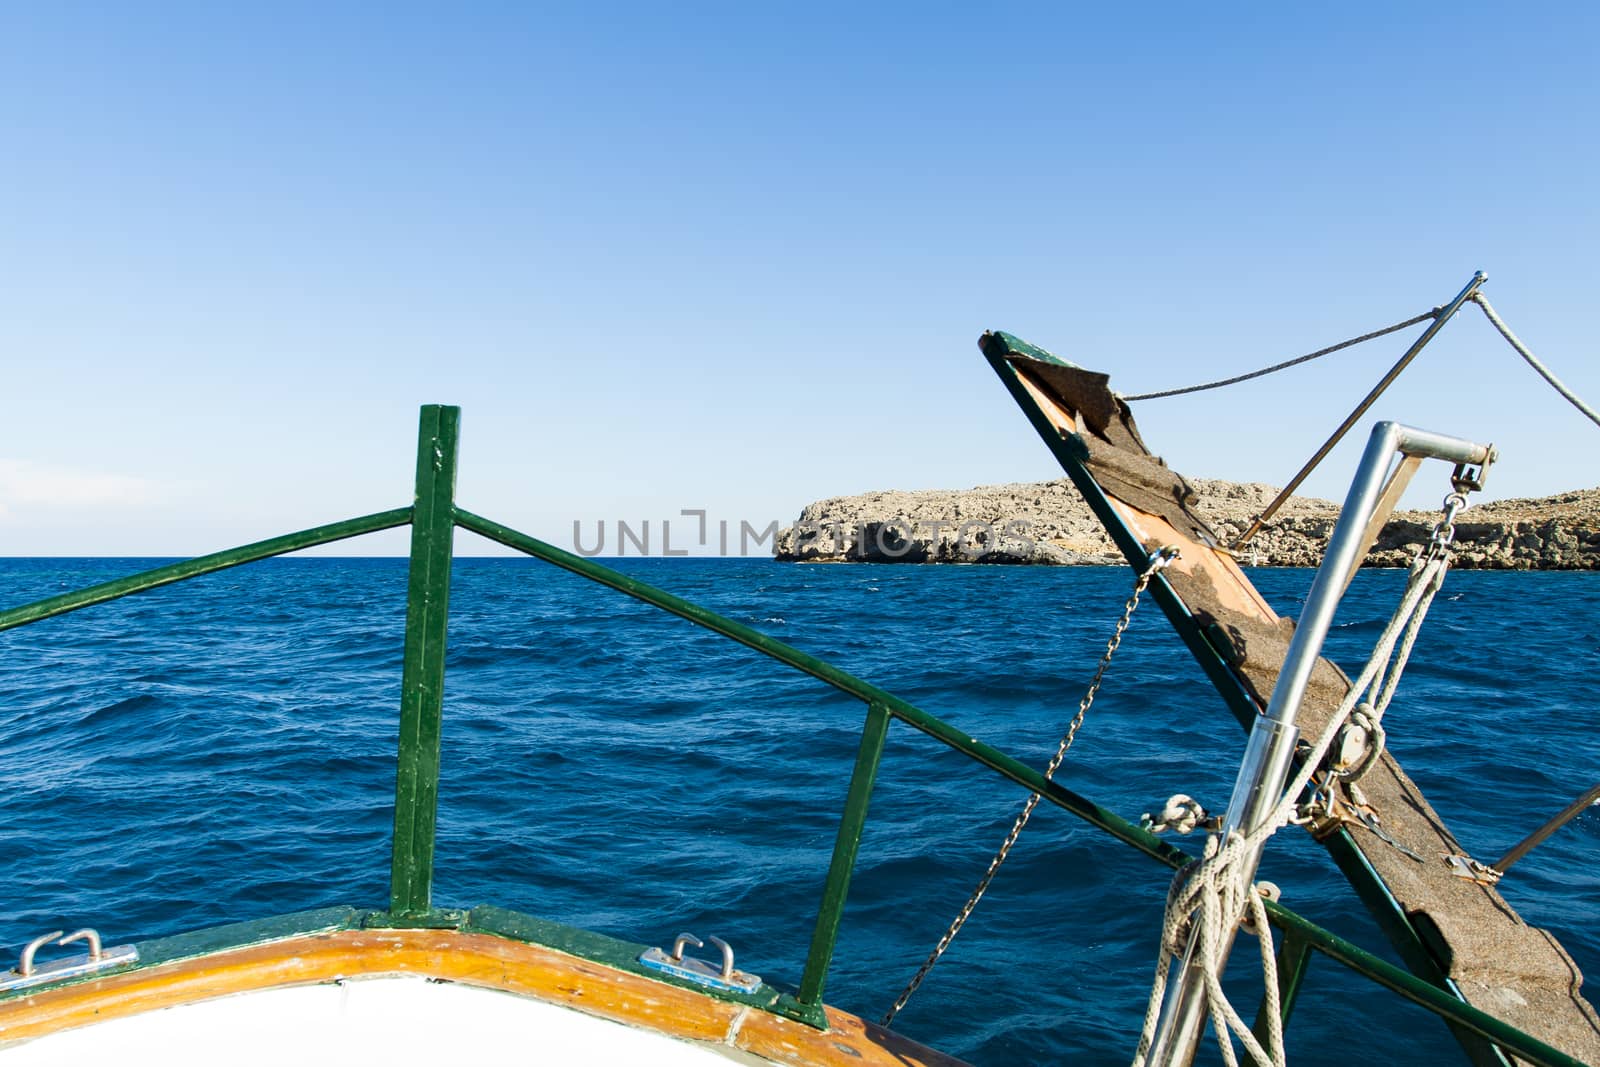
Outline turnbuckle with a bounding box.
[1425,490,1471,561]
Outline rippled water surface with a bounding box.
[2,557,1597,1065]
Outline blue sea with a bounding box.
[2,557,1597,1065]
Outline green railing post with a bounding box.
[388,404,460,918]
[798,700,891,1010]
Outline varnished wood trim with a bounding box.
[0,929,969,1066]
[739,1003,970,1067]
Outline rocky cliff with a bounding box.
[774,480,1600,569]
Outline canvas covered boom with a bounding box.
[980,328,1600,1066]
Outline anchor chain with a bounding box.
[881,546,1179,1027]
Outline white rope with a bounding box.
[1340,550,1448,782]
[1144,794,1210,835]
[1471,292,1600,430]
[1131,547,1453,1067]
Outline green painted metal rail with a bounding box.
[0,508,413,634]
[390,405,460,918]
[0,404,1580,1067]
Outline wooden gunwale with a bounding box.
[0,927,967,1067]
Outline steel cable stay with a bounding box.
[1121,286,1599,421]
[1119,309,1440,403]
[1119,273,1600,552]
[1469,292,1600,430]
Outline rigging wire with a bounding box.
[1116,276,1597,550]
[1470,292,1600,430]
[1120,310,1438,402]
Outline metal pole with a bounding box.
[1233,272,1487,548]
[389,404,461,919]
[0,508,413,634]
[1147,421,1494,1067]
[1495,781,1600,873]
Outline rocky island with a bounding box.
[774,480,1600,569]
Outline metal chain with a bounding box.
[1424,491,1468,562]
[880,546,1179,1027]
[1121,310,1437,402]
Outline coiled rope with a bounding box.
[1131,526,1455,1067]
[1120,311,1437,402]
[1143,794,1211,835]
[880,547,1178,1027]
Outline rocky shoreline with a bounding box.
[774,480,1600,570]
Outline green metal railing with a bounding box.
[0,405,1579,1067]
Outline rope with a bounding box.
[1131,529,1455,1067]
[879,547,1178,1028]
[1144,794,1210,835]
[1471,293,1600,430]
[1339,532,1452,783]
[1136,833,1287,1067]
[1121,310,1437,402]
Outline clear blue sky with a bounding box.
[3,4,1596,556]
